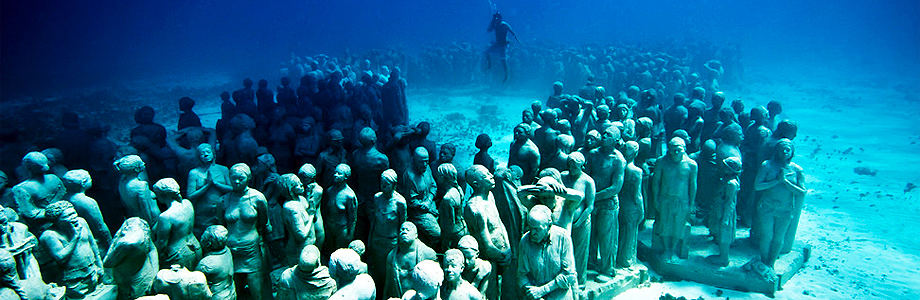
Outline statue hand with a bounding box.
[526,285,547,299]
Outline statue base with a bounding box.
[637,220,810,297]
[579,265,650,300]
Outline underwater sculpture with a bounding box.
[277,245,337,300]
[650,137,698,262]
[518,205,577,300]
[754,139,806,270]
[114,155,160,225]
[105,217,158,300]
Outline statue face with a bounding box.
[601,128,620,148]
[475,171,495,191]
[197,146,214,163]
[459,248,477,268]
[333,168,348,183]
[412,152,429,172]
[439,148,454,163]
[380,179,395,193]
[229,170,249,192]
[398,223,417,244]
[444,257,463,283]
[668,141,686,161]
[291,181,305,196]
[777,143,794,161]
[527,216,551,243]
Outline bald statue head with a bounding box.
[443,249,465,283]
[358,127,377,147]
[412,147,430,173]
[465,165,494,192]
[296,245,322,273]
[527,205,553,243]
[457,235,479,269]
[398,222,418,245]
[22,152,51,175]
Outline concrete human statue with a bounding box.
[152,265,211,300]
[349,127,390,243]
[441,249,483,300]
[105,216,159,300]
[533,110,561,163]
[0,205,51,300]
[12,152,66,230]
[473,134,496,173]
[457,235,495,300]
[0,248,28,300]
[509,123,541,185]
[369,169,407,293]
[485,11,520,83]
[754,139,806,270]
[558,151,595,286]
[115,154,161,225]
[399,147,440,248]
[463,165,513,266]
[716,123,744,163]
[329,248,376,300]
[739,106,772,228]
[279,174,316,267]
[706,157,742,267]
[196,225,236,300]
[617,141,644,268]
[385,222,437,298]
[187,143,232,237]
[664,93,689,140]
[694,139,720,226]
[758,119,801,252]
[152,178,201,270]
[765,101,783,131]
[61,169,112,255]
[323,163,357,253]
[518,205,577,300]
[398,259,443,300]
[585,126,626,282]
[222,163,271,300]
[437,163,468,250]
[613,103,636,141]
[39,201,103,299]
[650,137,698,261]
[298,164,325,249]
[542,135,574,172]
[318,129,347,188]
[277,245,337,300]
[702,91,726,142]
[432,143,457,172]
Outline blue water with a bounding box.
[2,0,917,98]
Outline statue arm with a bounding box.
[541,234,577,296]
[90,225,103,269]
[649,165,661,206]
[41,232,76,266]
[152,216,171,252]
[347,194,357,239]
[254,193,272,237]
[574,180,596,227]
[689,162,698,209]
[210,170,233,194]
[284,205,309,242]
[187,172,211,201]
[465,207,507,262]
[753,161,781,191]
[12,187,43,221]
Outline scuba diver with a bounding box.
[485,12,520,83]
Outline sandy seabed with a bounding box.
[3,60,918,300]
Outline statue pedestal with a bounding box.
[637,220,810,297]
[579,265,650,300]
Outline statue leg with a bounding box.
[757,211,775,267]
[781,198,804,254]
[595,205,619,281]
[572,216,591,285]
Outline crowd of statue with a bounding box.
[0,41,803,300]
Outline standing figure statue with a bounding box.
[104,217,159,300]
[518,205,577,300]
[368,169,407,294]
[650,138,698,262]
[222,163,271,300]
[115,155,160,225]
[437,163,468,250]
[585,126,626,282]
[40,201,103,299]
[196,225,237,300]
[62,169,113,255]
[322,164,357,253]
[153,178,202,270]
[617,141,644,268]
[754,139,805,270]
[706,157,742,266]
[13,152,66,231]
[384,222,437,298]
[399,147,440,248]
[187,144,232,237]
[279,174,316,267]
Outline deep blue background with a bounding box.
[2,0,918,97]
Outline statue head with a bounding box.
[774,119,798,140]
[412,147,430,173]
[179,97,195,113]
[437,163,458,186]
[672,93,686,106]
[152,178,181,203]
[41,148,63,166]
[333,164,351,184]
[513,123,531,142]
[297,245,322,273]
[584,129,601,149]
[567,151,586,174]
[711,91,726,108]
[673,130,690,147]
[46,201,78,227]
[411,260,443,299]
[527,205,553,243]
[60,169,92,193]
[522,109,535,124]
[438,143,456,164]
[691,87,706,101]
[398,221,418,245]
[380,169,398,193]
[329,248,363,283]
[751,106,768,124]
[475,134,492,150]
[280,174,304,200]
[557,134,575,153]
[298,163,317,185]
[327,129,344,147]
[614,103,630,121]
[723,123,744,144]
[201,225,228,253]
[667,137,687,162]
[731,99,745,114]
[636,117,653,139]
[416,122,431,138]
[229,163,251,192]
[602,126,622,149]
[773,138,795,164]
[719,107,736,123]
[721,156,743,177]
[701,139,717,159]
[623,141,640,163]
[196,143,215,164]
[348,240,366,257]
[443,249,465,284]
[641,89,657,105]
[552,81,564,94]
[114,155,145,175]
[457,235,480,269]
[465,165,494,192]
[230,114,256,134]
[258,79,268,89]
[134,106,155,125]
[243,78,254,88]
[767,101,783,117]
[280,76,291,87]
[22,152,50,175]
[595,105,610,120]
[357,127,377,147]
